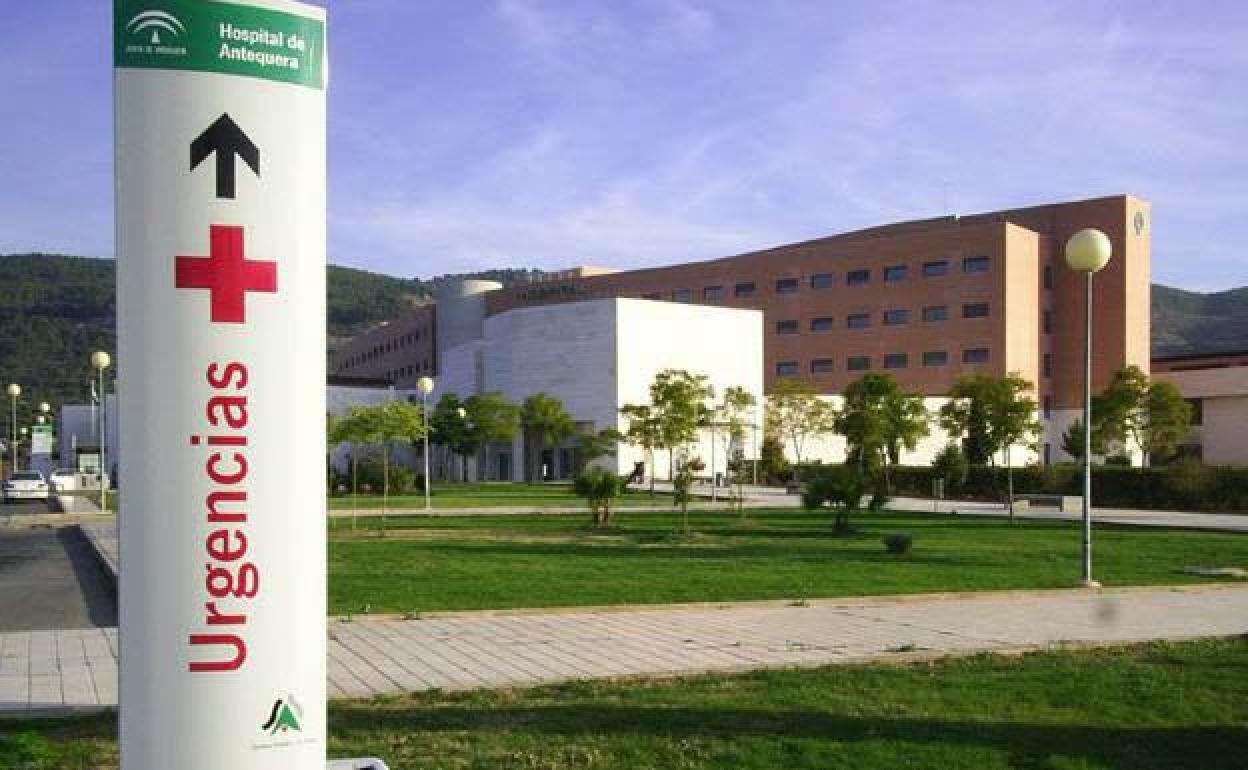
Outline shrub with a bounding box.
[803,464,867,534]
[883,533,913,555]
[931,444,969,495]
[574,467,628,528]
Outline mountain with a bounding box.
[0,253,545,423]
[1151,284,1248,358]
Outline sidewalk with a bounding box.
[2,583,1245,716]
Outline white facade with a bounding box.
[1155,363,1248,466]
[437,297,765,481]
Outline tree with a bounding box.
[429,393,474,481]
[931,443,969,496]
[757,434,790,485]
[355,400,427,535]
[765,378,835,479]
[940,373,1040,520]
[574,466,628,528]
[672,452,706,532]
[714,385,757,513]
[801,464,866,534]
[520,392,576,482]
[1061,418,1087,461]
[1092,365,1192,465]
[834,373,929,490]
[463,392,520,480]
[328,407,373,530]
[620,403,662,495]
[650,369,715,480]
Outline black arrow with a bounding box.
[190,113,260,200]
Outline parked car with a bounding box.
[2,471,50,502]
[49,468,79,492]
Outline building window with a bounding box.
[641,292,661,300]
[883,353,909,369]
[735,282,756,297]
[1044,443,1052,465]
[883,308,909,326]
[923,260,949,277]
[810,317,834,332]
[963,302,990,319]
[1044,264,1054,290]
[922,305,949,322]
[1043,395,1052,418]
[703,285,724,302]
[847,269,870,286]
[847,313,871,329]
[848,356,871,371]
[672,288,692,302]
[922,350,948,367]
[810,273,834,289]
[1187,398,1204,426]
[884,265,907,283]
[810,358,835,374]
[776,319,799,335]
[1043,310,1053,334]
[776,361,799,376]
[776,278,799,294]
[963,255,991,273]
[963,348,990,364]
[1043,353,1053,378]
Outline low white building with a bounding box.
[433,294,765,482]
[1154,351,1248,466]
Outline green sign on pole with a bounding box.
[115,0,325,89]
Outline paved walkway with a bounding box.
[3,584,1245,715]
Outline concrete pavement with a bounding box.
[2,583,1245,715]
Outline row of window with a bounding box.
[774,303,990,334]
[652,256,993,304]
[776,348,991,376]
[384,360,433,381]
[339,328,428,370]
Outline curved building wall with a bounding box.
[435,279,503,355]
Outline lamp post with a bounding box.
[1064,228,1112,589]
[91,351,112,513]
[417,376,435,511]
[6,384,20,473]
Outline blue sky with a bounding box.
[2,1,1246,290]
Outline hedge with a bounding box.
[793,462,1248,513]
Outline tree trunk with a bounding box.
[1006,446,1015,524]
[381,442,389,537]
[648,449,655,496]
[350,447,358,532]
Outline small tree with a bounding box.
[429,393,474,481]
[834,373,929,491]
[714,385,757,514]
[620,403,662,495]
[463,392,520,481]
[941,373,1040,521]
[931,443,968,497]
[520,392,576,482]
[328,407,373,531]
[650,370,715,480]
[574,426,624,474]
[1093,366,1192,465]
[1061,418,1087,461]
[765,378,835,479]
[672,453,706,532]
[802,464,866,534]
[757,433,790,484]
[574,466,628,528]
[356,400,427,535]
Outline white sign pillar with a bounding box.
[114,1,327,767]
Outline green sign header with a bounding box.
[115,0,325,90]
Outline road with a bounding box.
[0,518,117,632]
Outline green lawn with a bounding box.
[327,510,1248,616]
[328,482,670,510]
[5,639,1245,769]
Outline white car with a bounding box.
[2,471,50,502]
[49,468,79,492]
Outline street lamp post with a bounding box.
[1064,228,1112,589]
[6,384,20,473]
[91,351,112,513]
[417,376,435,511]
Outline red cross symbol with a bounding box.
[176,225,277,324]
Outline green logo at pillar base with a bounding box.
[261,695,304,736]
[115,0,324,90]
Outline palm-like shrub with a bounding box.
[574,467,627,528]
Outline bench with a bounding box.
[1012,494,1083,513]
